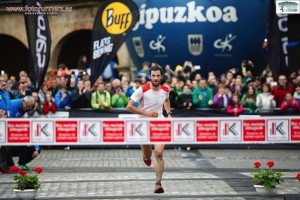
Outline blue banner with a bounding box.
[126,0,269,76]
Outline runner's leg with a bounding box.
[141,145,152,159]
[154,144,165,185]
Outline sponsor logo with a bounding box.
[133,1,238,30]
[275,12,289,67]
[149,34,166,53]
[188,34,203,56]
[223,122,238,136]
[220,120,242,142]
[129,123,144,136]
[82,123,97,137]
[173,121,195,142]
[270,122,287,135]
[93,36,113,59]
[126,121,148,143]
[35,123,50,137]
[132,36,145,57]
[276,0,300,14]
[214,34,236,52]
[102,2,133,34]
[267,119,289,141]
[176,123,192,136]
[36,1,48,69]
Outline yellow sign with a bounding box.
[102,2,133,35]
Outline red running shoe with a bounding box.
[154,184,164,193]
[143,158,151,167]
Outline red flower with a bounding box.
[18,170,27,176]
[9,165,22,173]
[267,161,275,168]
[34,167,43,174]
[254,161,261,168]
[296,173,300,181]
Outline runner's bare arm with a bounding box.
[164,98,172,117]
[126,100,158,117]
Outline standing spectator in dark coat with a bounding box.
[72,80,91,108]
[177,85,193,109]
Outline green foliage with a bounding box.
[9,166,42,191]
[252,161,284,190]
[13,174,41,190]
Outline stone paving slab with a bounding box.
[197,149,300,169]
[1,149,300,199]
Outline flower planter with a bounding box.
[254,184,278,196]
[14,189,39,200]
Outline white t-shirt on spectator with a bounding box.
[130,82,169,118]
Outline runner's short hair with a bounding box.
[149,65,163,76]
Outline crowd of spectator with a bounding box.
[1,57,300,118]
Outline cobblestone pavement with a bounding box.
[0,148,300,199]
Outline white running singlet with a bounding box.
[130,82,169,118]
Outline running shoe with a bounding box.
[154,184,164,193]
[143,158,151,167]
[18,165,31,171]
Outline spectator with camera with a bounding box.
[26,91,43,117]
[241,60,256,78]
[9,95,34,118]
[111,87,128,108]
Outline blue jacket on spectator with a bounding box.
[54,89,72,109]
[10,99,24,118]
[0,89,11,117]
[34,145,40,151]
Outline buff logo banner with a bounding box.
[90,0,139,85]
[268,0,289,78]
[22,0,51,90]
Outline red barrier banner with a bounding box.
[243,120,266,142]
[0,117,300,145]
[103,120,125,142]
[7,120,30,143]
[150,120,171,142]
[196,120,218,142]
[291,119,300,141]
[55,120,78,143]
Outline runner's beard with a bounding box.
[151,80,160,88]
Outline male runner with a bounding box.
[126,66,172,193]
